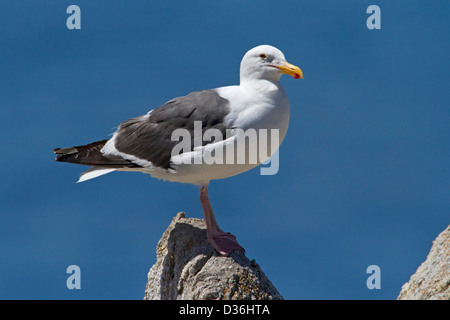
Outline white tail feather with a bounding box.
[77,167,116,183]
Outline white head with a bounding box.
[239,45,303,84]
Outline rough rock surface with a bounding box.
[397,225,450,300]
[144,212,283,300]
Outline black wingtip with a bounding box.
[54,152,68,162]
[53,146,79,162]
[54,148,63,162]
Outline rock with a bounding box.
[144,212,283,300]
[397,225,450,300]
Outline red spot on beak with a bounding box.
[294,73,300,79]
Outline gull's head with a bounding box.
[240,45,303,83]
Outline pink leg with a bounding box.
[200,185,244,256]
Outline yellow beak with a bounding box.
[273,62,303,79]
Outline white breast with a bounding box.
[217,82,290,143]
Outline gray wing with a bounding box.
[113,89,230,169]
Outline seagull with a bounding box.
[54,45,303,256]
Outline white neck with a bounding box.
[239,77,283,94]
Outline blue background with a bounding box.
[0,0,448,299]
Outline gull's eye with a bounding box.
[259,53,267,59]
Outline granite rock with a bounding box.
[397,225,450,300]
[144,212,283,300]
